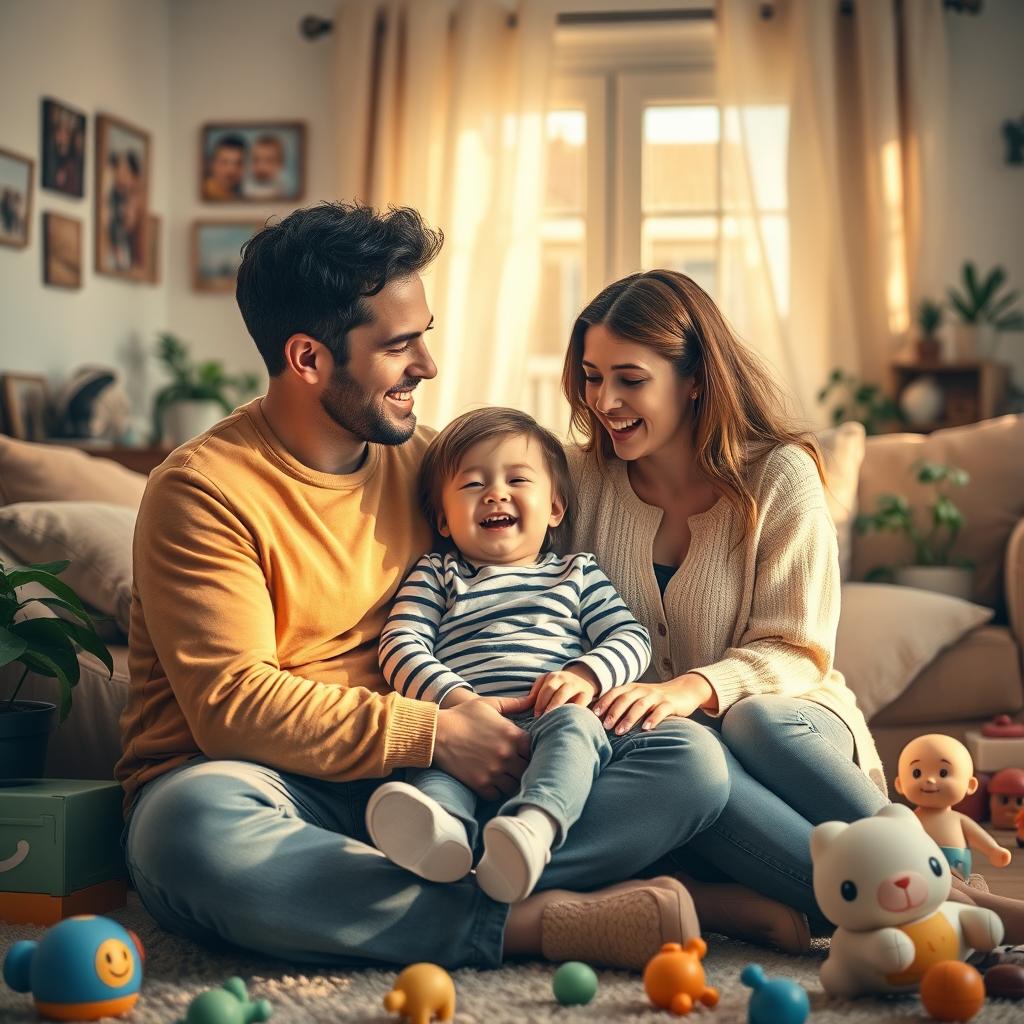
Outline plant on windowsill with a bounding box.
[855,460,973,600]
[947,261,1024,359]
[817,369,904,435]
[0,559,112,779]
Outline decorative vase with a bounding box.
[952,324,978,360]
[898,375,944,427]
[895,566,974,601]
[0,700,57,779]
[163,400,225,445]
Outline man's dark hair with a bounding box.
[236,202,444,376]
[214,134,247,154]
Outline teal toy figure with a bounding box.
[2,914,144,1020]
[552,961,598,1005]
[741,964,809,1024]
[178,977,272,1024]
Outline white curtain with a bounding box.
[333,0,555,428]
[717,0,949,424]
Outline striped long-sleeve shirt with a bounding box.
[379,551,653,705]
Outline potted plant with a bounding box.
[153,333,261,445]
[0,559,112,779]
[855,460,973,599]
[817,369,904,435]
[915,299,944,363]
[947,261,1024,359]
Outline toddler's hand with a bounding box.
[530,667,599,717]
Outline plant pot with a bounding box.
[162,400,225,445]
[0,700,57,779]
[914,335,942,363]
[895,566,974,601]
[952,324,978,360]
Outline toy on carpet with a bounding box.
[643,939,719,1015]
[895,734,1012,875]
[981,715,1024,739]
[810,803,1004,998]
[983,962,1024,999]
[988,768,1024,830]
[919,961,985,1021]
[552,961,598,1005]
[1016,805,1024,848]
[739,964,808,1024]
[2,914,144,1020]
[384,963,455,1024]
[177,977,272,1024]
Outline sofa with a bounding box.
[0,414,1021,786]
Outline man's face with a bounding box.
[211,145,245,189]
[251,142,283,183]
[319,274,437,445]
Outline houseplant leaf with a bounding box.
[5,569,88,618]
[0,625,28,668]
[29,597,94,627]
[45,618,114,676]
[12,619,81,688]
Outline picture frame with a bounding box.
[41,97,86,198]
[199,121,306,203]
[192,220,261,293]
[43,212,83,289]
[145,213,161,285]
[1,374,50,441]
[0,147,34,250]
[94,113,150,281]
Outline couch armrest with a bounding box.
[1007,517,1024,647]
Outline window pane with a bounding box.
[545,110,586,213]
[641,215,718,296]
[643,105,719,213]
[532,219,585,359]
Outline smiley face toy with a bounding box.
[3,914,144,1020]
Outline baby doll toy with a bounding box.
[896,734,1012,877]
[810,803,1004,997]
[988,767,1024,830]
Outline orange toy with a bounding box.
[383,963,455,1024]
[643,939,719,1015]
[919,960,985,1022]
[1016,806,1024,848]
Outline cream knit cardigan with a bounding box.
[566,442,887,795]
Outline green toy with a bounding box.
[552,961,598,1005]
[178,978,272,1024]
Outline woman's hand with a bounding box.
[591,673,716,735]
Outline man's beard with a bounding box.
[319,363,418,446]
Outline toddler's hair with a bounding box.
[418,407,573,555]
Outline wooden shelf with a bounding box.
[888,359,1010,434]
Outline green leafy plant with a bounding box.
[947,262,1024,331]
[0,560,113,723]
[153,333,260,442]
[917,299,943,335]
[855,460,970,572]
[817,369,904,435]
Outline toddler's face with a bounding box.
[896,735,976,809]
[438,433,564,567]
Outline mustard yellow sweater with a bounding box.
[566,443,886,795]
[116,399,437,809]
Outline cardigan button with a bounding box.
[662,658,672,671]
[657,623,667,637]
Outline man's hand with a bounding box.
[433,693,534,800]
[530,666,600,717]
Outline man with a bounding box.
[119,202,727,969]
[203,134,246,200]
[244,134,287,199]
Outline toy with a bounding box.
[952,770,990,823]
[178,978,272,1024]
[643,939,719,1015]
[988,768,1024,830]
[1016,805,1024,848]
[810,803,1004,997]
[984,962,1024,999]
[919,961,985,1021]
[552,961,598,1006]
[740,964,808,1024]
[981,714,1024,738]
[895,734,1012,874]
[383,963,455,1024]
[2,914,143,1020]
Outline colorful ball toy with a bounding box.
[2,914,144,1021]
[552,961,598,1005]
[920,961,985,1022]
[741,964,809,1024]
[643,939,719,1015]
[383,963,455,1023]
[178,977,272,1024]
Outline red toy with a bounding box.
[919,960,985,1021]
[643,939,719,1015]
[1016,805,1024,848]
[988,768,1024,830]
[981,715,1024,738]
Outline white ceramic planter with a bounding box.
[163,400,225,445]
[895,566,974,601]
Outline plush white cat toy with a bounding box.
[811,803,1004,997]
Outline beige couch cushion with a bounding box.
[817,421,866,580]
[0,435,146,508]
[852,415,1024,610]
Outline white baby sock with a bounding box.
[475,805,557,903]
[365,781,473,883]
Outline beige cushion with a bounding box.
[816,421,866,580]
[0,502,135,632]
[0,435,146,508]
[835,582,993,719]
[853,415,1024,609]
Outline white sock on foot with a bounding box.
[475,807,556,903]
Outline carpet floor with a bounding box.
[2,895,1022,1022]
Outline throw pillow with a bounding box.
[0,435,146,508]
[816,421,866,580]
[0,502,135,633]
[835,581,993,719]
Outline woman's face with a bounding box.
[581,322,694,461]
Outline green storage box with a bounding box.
[0,780,126,897]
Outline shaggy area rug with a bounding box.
[1,896,1021,1022]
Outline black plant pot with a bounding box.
[0,700,57,780]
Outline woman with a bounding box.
[562,269,1024,950]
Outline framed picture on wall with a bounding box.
[0,147,34,250]
[145,213,161,284]
[43,212,82,288]
[192,220,261,293]
[94,113,150,281]
[41,98,86,198]
[199,122,305,202]
[0,374,50,441]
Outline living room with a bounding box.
[1,0,1024,1021]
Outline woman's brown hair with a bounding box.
[561,270,824,539]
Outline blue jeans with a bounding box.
[672,695,888,932]
[124,716,729,967]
